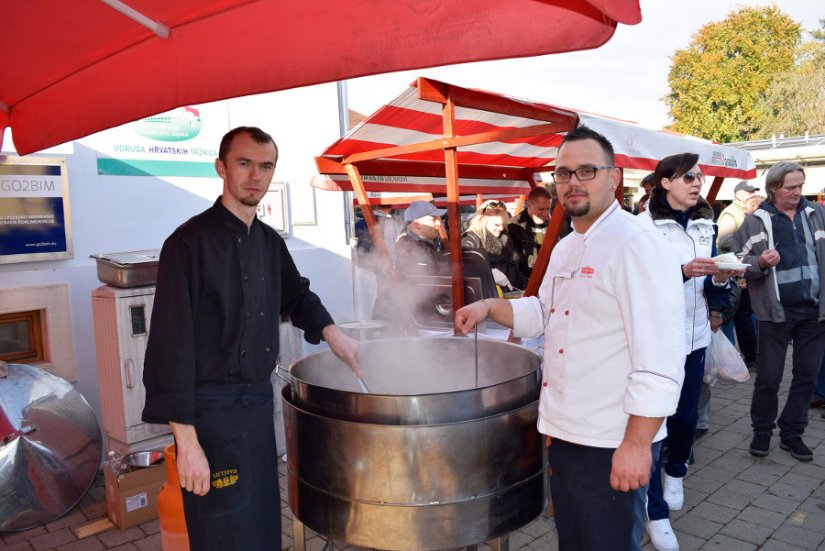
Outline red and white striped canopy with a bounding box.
[314,78,757,195]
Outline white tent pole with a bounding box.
[100,0,170,38]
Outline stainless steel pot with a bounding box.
[281,336,545,549]
[283,388,544,550]
[277,337,541,424]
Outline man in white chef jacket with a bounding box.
[455,126,685,551]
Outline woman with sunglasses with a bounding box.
[637,153,739,551]
[461,205,527,291]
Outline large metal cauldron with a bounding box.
[282,337,544,550]
[282,336,541,424]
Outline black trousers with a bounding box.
[182,382,280,551]
[734,288,758,366]
[548,438,647,551]
[752,312,825,440]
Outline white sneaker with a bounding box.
[663,474,684,511]
[646,518,680,551]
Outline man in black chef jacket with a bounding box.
[142,126,360,550]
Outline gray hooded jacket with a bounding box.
[731,201,825,323]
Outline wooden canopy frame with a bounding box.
[315,77,755,331]
[316,77,585,319]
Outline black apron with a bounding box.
[181,381,280,550]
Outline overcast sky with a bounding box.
[346,0,823,130]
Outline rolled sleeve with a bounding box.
[624,370,683,418]
[510,296,546,339]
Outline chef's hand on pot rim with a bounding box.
[323,324,362,377]
[455,300,488,336]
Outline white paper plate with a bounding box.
[715,262,748,270]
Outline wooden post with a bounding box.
[523,200,566,298]
[344,163,394,276]
[706,175,724,206]
[616,167,624,202]
[443,97,465,326]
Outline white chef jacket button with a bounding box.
[564,309,569,315]
[558,348,564,354]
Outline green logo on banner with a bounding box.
[132,107,202,142]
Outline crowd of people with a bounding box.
[356,183,554,302]
[142,124,822,551]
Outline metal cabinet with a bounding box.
[92,285,170,449]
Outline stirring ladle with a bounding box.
[474,324,479,389]
[355,372,371,393]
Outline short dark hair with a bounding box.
[764,161,805,202]
[640,173,655,188]
[218,126,279,163]
[558,125,615,166]
[527,186,551,202]
[653,153,699,190]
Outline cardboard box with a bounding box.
[104,464,166,529]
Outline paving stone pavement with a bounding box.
[3,358,825,550]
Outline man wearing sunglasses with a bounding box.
[455,126,685,551]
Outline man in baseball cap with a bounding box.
[395,201,446,275]
[403,200,447,224]
[733,181,760,195]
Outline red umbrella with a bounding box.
[1,0,640,155]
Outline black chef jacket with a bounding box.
[142,198,334,425]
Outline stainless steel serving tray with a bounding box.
[91,249,159,288]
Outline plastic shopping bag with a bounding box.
[703,350,718,385]
[706,331,750,383]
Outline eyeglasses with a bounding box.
[550,165,613,184]
[677,171,705,185]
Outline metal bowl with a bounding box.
[123,450,165,468]
[338,320,392,341]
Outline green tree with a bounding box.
[665,6,801,142]
[750,19,825,138]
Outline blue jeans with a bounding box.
[647,347,706,521]
[548,438,650,550]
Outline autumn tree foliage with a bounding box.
[665,6,801,142]
[751,19,825,139]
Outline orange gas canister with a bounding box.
[157,444,190,550]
